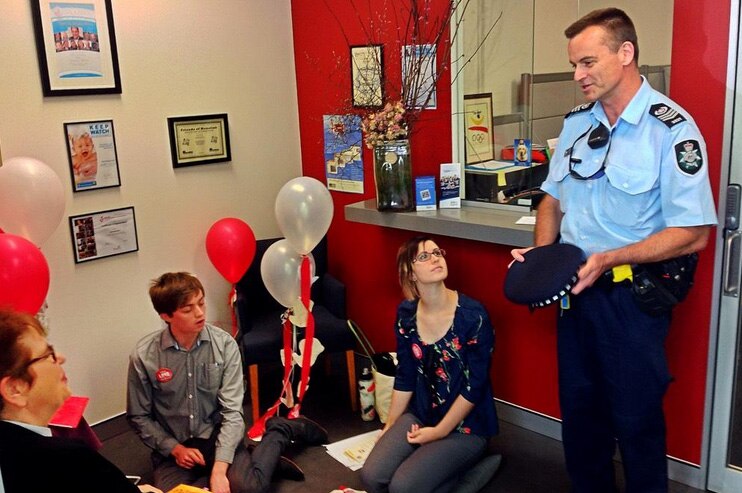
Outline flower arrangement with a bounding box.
[361,101,408,148]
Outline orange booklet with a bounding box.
[48,396,89,428]
[166,485,209,493]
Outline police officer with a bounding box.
[511,8,716,493]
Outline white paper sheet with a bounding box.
[324,429,381,471]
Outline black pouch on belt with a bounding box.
[631,253,699,316]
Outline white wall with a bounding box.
[535,0,674,73]
[463,0,674,115]
[0,0,301,422]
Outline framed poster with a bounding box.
[323,114,363,193]
[463,93,495,164]
[64,119,121,192]
[69,206,138,263]
[351,45,383,108]
[402,44,437,109]
[167,113,232,168]
[30,0,122,96]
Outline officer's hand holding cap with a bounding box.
[504,243,586,308]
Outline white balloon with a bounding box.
[275,177,334,255]
[0,157,65,246]
[261,239,316,308]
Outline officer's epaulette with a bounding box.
[564,102,595,119]
[649,103,686,128]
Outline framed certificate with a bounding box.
[64,119,121,192]
[167,113,232,168]
[351,45,383,108]
[68,206,139,263]
[463,93,495,164]
[30,0,122,97]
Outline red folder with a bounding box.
[48,395,89,428]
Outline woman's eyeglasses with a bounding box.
[413,248,446,263]
[16,345,58,374]
[568,123,611,180]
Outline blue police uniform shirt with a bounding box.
[541,77,717,256]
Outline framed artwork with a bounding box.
[64,119,121,192]
[30,0,122,96]
[351,45,383,108]
[402,44,437,109]
[463,93,495,164]
[167,113,232,168]
[68,206,139,263]
[323,114,364,193]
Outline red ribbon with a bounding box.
[248,315,295,440]
[290,255,314,418]
[247,255,315,439]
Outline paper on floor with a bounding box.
[324,429,381,471]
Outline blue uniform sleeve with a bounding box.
[659,121,717,227]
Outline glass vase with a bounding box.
[372,139,414,212]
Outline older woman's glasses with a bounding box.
[568,123,611,180]
[17,345,57,374]
[413,248,446,263]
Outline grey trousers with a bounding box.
[152,425,290,493]
[360,413,487,493]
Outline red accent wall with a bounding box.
[291,0,729,464]
[662,0,729,463]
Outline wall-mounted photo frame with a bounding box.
[69,206,139,263]
[64,119,121,192]
[351,45,384,108]
[167,113,232,168]
[30,0,122,97]
[463,93,495,164]
[402,44,437,109]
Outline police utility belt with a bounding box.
[595,253,699,316]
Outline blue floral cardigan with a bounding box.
[393,293,499,437]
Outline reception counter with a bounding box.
[344,199,535,247]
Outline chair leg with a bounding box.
[249,364,260,423]
[346,350,358,412]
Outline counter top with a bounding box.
[344,199,535,247]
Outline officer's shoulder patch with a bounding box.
[564,102,595,119]
[674,140,703,175]
[650,103,687,128]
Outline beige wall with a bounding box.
[535,0,674,73]
[0,1,301,422]
[464,0,674,115]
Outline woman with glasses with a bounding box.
[0,309,162,492]
[361,236,499,493]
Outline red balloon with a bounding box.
[206,218,257,284]
[0,233,50,315]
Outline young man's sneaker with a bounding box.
[276,455,305,481]
[291,416,329,445]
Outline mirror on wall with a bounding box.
[452,0,674,209]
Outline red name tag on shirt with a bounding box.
[156,367,173,383]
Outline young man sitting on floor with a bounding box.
[127,272,328,493]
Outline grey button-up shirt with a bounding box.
[126,324,244,464]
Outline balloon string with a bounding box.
[291,255,314,418]
[248,316,295,440]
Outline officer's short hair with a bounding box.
[565,7,639,65]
